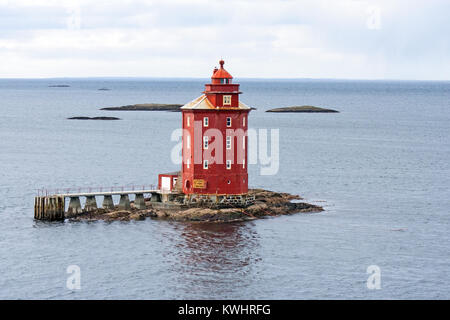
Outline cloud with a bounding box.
[0,0,449,79]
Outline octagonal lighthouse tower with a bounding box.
[181,60,251,198]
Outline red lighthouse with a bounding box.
[181,60,251,198]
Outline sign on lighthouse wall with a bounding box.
[193,179,206,189]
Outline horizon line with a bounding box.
[0,76,449,82]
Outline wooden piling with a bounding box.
[40,197,44,219]
[34,197,38,219]
[34,196,65,221]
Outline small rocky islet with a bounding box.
[68,116,121,120]
[101,103,183,112]
[67,189,323,223]
[266,106,339,113]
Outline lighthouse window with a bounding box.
[226,136,231,149]
[226,160,232,169]
[187,116,190,127]
[203,117,208,127]
[243,117,246,127]
[187,135,190,149]
[203,136,209,149]
[203,160,208,169]
[223,95,231,106]
[226,117,232,127]
[187,159,190,169]
[243,159,245,169]
[243,136,245,149]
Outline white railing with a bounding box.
[36,184,158,197]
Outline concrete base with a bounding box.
[85,196,98,212]
[134,193,146,209]
[184,193,255,206]
[119,194,131,210]
[68,197,83,214]
[161,193,169,203]
[150,192,161,203]
[102,195,115,209]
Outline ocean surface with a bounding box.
[0,78,449,299]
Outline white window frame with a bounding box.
[203,136,208,149]
[203,160,208,169]
[223,95,231,106]
[203,117,209,127]
[226,160,232,170]
[226,136,231,150]
[187,116,190,127]
[226,117,232,127]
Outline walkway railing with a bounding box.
[36,184,157,197]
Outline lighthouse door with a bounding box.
[161,177,171,191]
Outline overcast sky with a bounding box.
[0,0,449,80]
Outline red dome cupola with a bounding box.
[211,60,233,84]
[204,60,242,108]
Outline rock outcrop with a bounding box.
[67,116,121,120]
[266,106,339,113]
[100,103,183,112]
[67,189,323,223]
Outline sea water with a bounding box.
[0,78,449,299]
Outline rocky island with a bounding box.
[266,106,339,113]
[66,189,323,222]
[101,103,183,112]
[68,116,121,120]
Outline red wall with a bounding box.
[182,109,249,195]
[206,93,240,108]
